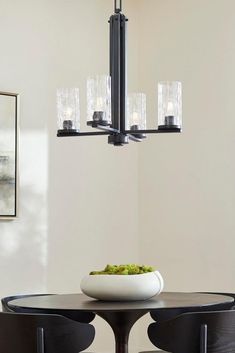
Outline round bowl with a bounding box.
[80,270,164,301]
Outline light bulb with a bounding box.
[132,112,139,125]
[64,107,73,120]
[166,101,174,116]
[96,97,104,111]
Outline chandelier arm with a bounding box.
[128,135,143,143]
[96,125,120,133]
[57,131,110,137]
[124,129,181,134]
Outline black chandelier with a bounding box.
[57,0,182,146]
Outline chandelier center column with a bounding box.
[109,9,128,145]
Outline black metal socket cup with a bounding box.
[130,124,139,131]
[164,115,176,126]
[86,111,111,127]
[158,116,181,130]
[93,111,105,122]
[63,120,74,130]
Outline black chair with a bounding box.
[1,294,52,313]
[140,294,235,353]
[0,311,95,353]
[147,310,235,353]
[201,292,235,310]
[2,294,95,323]
[150,292,235,322]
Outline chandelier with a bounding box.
[57,0,182,146]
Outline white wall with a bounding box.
[0,1,139,352]
[138,0,235,350]
[0,0,235,353]
[138,0,235,293]
[46,2,140,352]
[0,0,50,294]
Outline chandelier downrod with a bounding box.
[114,0,122,13]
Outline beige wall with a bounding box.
[0,1,139,352]
[0,0,235,352]
[138,0,235,350]
[47,2,140,351]
[138,0,235,292]
[0,0,50,294]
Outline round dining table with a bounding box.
[9,292,234,353]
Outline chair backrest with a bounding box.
[0,311,95,353]
[2,294,95,323]
[150,292,235,322]
[148,310,235,353]
[201,292,235,310]
[1,294,52,313]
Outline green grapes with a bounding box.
[89,264,155,275]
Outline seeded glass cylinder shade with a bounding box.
[87,75,111,126]
[158,81,182,129]
[57,88,80,131]
[127,93,146,130]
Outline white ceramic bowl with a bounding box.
[80,270,164,301]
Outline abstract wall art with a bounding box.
[0,92,18,219]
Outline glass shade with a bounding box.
[87,75,111,125]
[127,93,146,130]
[158,81,182,129]
[57,88,80,131]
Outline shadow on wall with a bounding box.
[0,131,48,297]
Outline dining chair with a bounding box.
[1,294,52,313]
[139,293,235,353]
[150,292,235,322]
[2,294,95,323]
[0,311,95,353]
[147,310,235,353]
[201,292,235,310]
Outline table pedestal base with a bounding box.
[97,310,148,353]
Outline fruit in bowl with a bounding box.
[80,264,164,301]
[90,264,156,275]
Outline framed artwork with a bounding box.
[0,92,19,219]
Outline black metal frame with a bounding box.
[0,92,18,218]
[57,0,181,146]
[200,324,207,353]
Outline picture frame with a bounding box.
[0,91,19,219]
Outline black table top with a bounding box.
[9,292,234,313]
